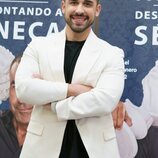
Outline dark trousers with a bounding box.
[135,126,158,158]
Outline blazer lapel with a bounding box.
[72,30,102,84]
[47,29,66,82]
[47,29,101,84]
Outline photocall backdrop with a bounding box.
[0,0,157,111]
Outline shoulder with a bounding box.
[95,39,125,65]
[90,30,124,58]
[29,32,61,46]
[98,38,124,58]
[28,30,64,50]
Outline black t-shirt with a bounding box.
[59,40,89,158]
[0,111,22,158]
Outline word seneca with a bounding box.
[0,7,52,16]
[0,21,59,40]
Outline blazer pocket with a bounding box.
[103,127,116,141]
[27,121,44,136]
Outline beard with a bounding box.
[64,14,94,33]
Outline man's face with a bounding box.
[62,0,101,33]
[9,62,33,124]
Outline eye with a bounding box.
[69,0,78,5]
[84,3,91,7]
[84,1,93,7]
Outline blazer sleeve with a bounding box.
[55,49,125,120]
[15,38,68,105]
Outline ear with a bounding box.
[95,4,101,17]
[61,0,66,14]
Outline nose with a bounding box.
[76,4,84,14]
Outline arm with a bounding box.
[33,74,132,129]
[15,39,68,105]
[55,49,125,120]
[67,84,92,97]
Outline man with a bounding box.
[15,0,124,158]
[115,63,158,158]
[0,55,33,158]
[134,60,158,158]
[114,60,158,158]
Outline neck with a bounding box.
[65,25,91,41]
[13,118,28,146]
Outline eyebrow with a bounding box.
[69,0,94,3]
[85,0,93,2]
[85,0,94,2]
[69,0,77,2]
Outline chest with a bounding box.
[36,46,107,87]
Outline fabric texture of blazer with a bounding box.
[15,29,124,158]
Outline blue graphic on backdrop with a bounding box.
[99,0,158,106]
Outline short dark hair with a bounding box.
[10,54,22,70]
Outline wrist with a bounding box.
[67,84,77,97]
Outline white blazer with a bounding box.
[15,29,124,158]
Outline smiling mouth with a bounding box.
[71,15,87,25]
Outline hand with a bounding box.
[112,101,132,130]
[67,84,93,97]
